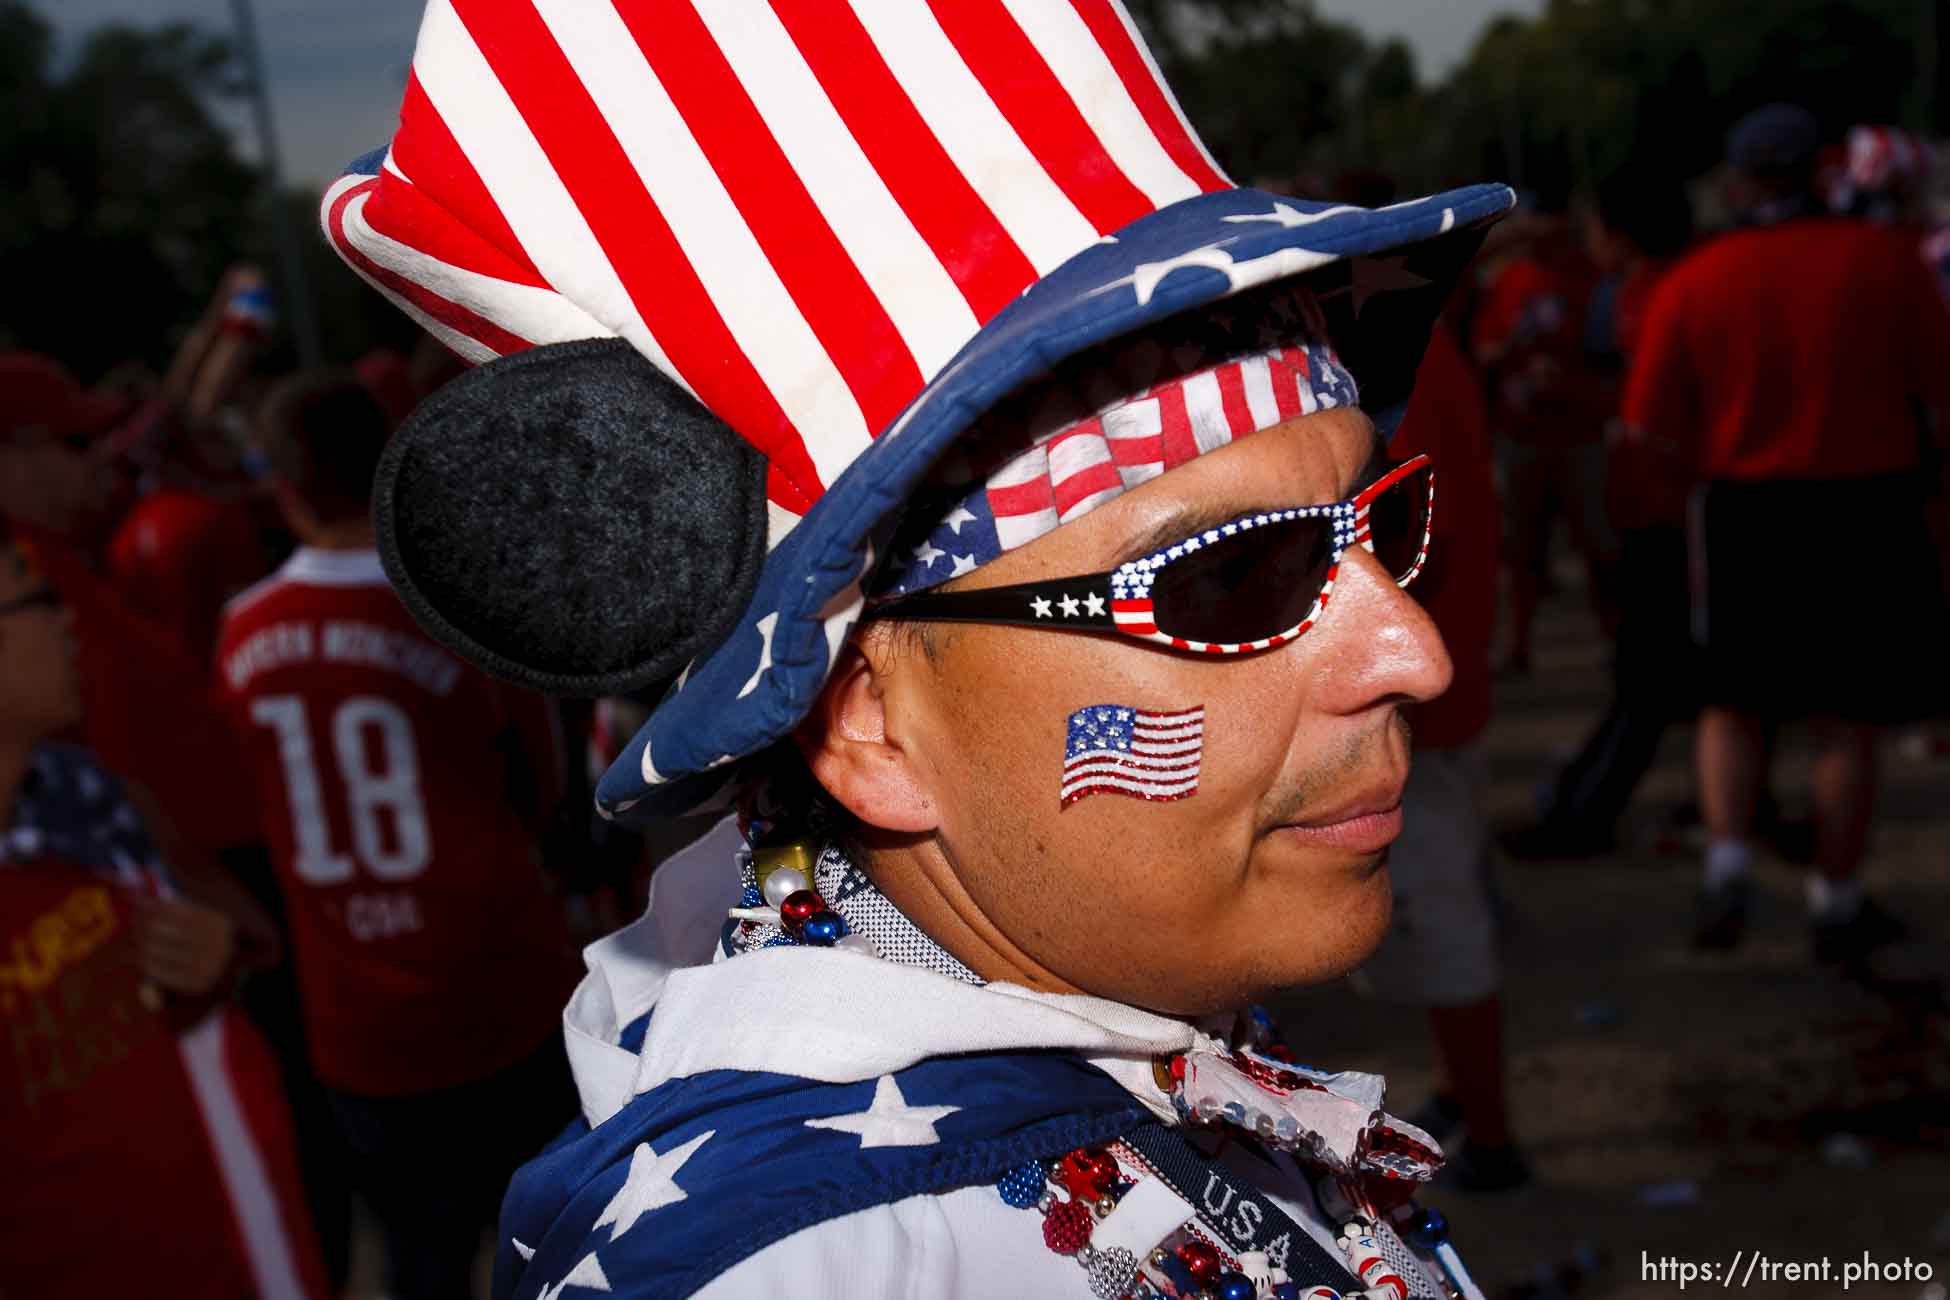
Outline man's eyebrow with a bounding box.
[1110,437,1391,568]
[1112,501,1280,567]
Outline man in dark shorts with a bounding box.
[1624,103,1950,959]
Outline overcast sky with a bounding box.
[32,0,1542,186]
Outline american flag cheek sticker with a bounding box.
[1060,704,1205,809]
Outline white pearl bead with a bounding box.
[761,866,811,908]
[834,933,878,957]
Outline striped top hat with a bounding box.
[323,0,1513,821]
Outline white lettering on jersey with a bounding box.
[223,621,316,691]
[320,621,462,697]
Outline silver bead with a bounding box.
[761,865,811,908]
[1275,1115,1300,1141]
[1074,1244,1097,1267]
[833,933,878,957]
[1086,1246,1139,1299]
[1036,1191,1056,1213]
[1149,1248,1172,1269]
[1255,1112,1277,1140]
[1093,1195,1118,1218]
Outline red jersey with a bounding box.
[215,548,575,1096]
[106,487,270,662]
[1,747,326,1300]
[1624,217,1950,482]
[1392,322,1499,750]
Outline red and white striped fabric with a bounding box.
[323,0,1231,534]
[878,284,1360,596]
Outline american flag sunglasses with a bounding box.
[869,455,1434,654]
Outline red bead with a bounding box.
[1056,1148,1119,1200]
[1041,1199,1094,1255]
[778,889,821,934]
[1178,1240,1222,1285]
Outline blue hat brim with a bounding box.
[598,183,1515,821]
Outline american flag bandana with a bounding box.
[880,283,1357,597]
[1061,703,1204,808]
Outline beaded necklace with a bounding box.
[720,807,1480,1300]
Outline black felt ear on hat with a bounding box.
[374,338,769,697]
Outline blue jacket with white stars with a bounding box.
[495,820,1452,1300]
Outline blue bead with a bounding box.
[801,911,848,946]
[1216,1273,1255,1300]
[761,935,799,948]
[995,1160,1046,1208]
[1156,1255,1198,1294]
[1405,1205,1450,1249]
[1271,1285,1301,1300]
[739,883,764,907]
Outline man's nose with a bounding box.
[1305,544,1453,712]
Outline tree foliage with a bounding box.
[1151,0,1937,203]
[0,0,1937,377]
[1,2,267,373]
[1434,0,1930,200]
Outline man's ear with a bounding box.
[793,634,939,834]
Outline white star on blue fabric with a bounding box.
[805,1075,960,1149]
[540,1252,612,1300]
[1059,594,1081,617]
[736,614,779,701]
[944,505,978,534]
[950,553,978,578]
[594,1130,713,1241]
[1221,200,1360,229]
[1030,597,1053,618]
[1083,593,1106,617]
[912,541,945,568]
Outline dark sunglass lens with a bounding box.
[1147,515,1336,645]
[1366,465,1432,583]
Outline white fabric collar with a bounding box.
[563,816,1210,1130]
[278,546,389,587]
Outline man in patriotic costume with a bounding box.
[324,3,1514,1296]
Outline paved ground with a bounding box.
[1271,584,1950,1300]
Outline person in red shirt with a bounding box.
[214,370,579,1300]
[1623,104,1950,961]
[1352,319,1527,1191]
[104,267,279,665]
[1471,206,1616,673]
[1507,171,1699,857]
[0,351,265,861]
[0,536,329,1300]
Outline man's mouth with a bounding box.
[1274,779,1407,854]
